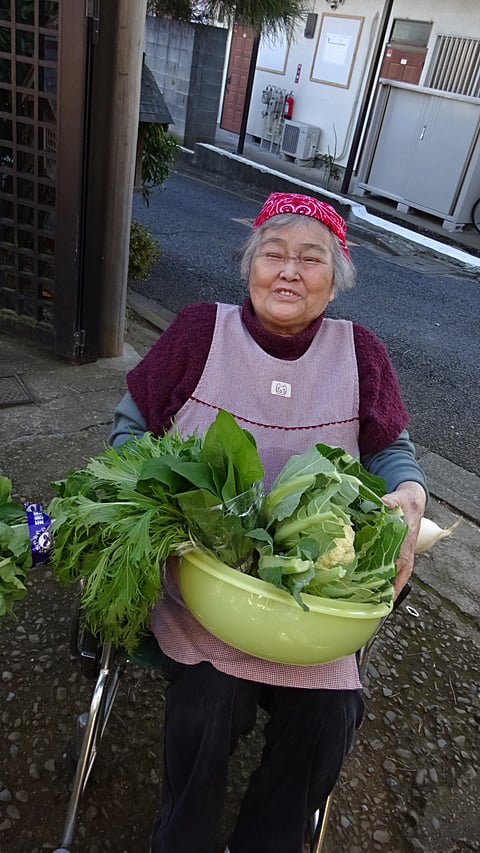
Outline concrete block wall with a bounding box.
[145,16,227,147]
[144,17,193,144]
[184,25,227,148]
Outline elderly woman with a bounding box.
[111,192,427,853]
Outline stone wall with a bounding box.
[144,16,228,148]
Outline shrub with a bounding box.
[128,219,160,280]
[141,124,179,205]
[128,124,177,279]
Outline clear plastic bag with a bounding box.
[184,480,264,572]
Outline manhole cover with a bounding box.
[0,374,34,408]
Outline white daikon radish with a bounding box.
[414,517,461,554]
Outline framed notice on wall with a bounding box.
[256,30,290,74]
[310,14,364,88]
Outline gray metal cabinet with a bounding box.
[356,81,480,231]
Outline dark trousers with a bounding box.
[150,657,364,853]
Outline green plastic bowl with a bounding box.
[178,549,393,665]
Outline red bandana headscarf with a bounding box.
[253,192,350,260]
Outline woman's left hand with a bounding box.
[381,481,427,598]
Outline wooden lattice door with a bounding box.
[0,0,95,359]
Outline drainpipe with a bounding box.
[340,0,393,195]
[237,33,260,156]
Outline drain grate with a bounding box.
[0,374,34,408]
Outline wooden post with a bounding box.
[84,0,147,357]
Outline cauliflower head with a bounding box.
[315,520,355,570]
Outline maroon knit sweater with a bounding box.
[127,299,408,456]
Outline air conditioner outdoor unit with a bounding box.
[280,121,321,160]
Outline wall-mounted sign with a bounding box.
[311,14,364,89]
[295,64,302,83]
[257,30,290,75]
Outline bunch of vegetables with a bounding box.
[0,409,461,655]
[248,444,408,610]
[48,411,264,651]
[49,423,411,645]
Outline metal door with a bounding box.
[365,86,428,198]
[0,0,94,359]
[380,44,427,85]
[402,94,480,215]
[220,25,255,134]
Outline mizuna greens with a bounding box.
[248,444,408,610]
[49,411,264,651]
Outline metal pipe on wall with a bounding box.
[340,0,394,195]
[237,34,260,156]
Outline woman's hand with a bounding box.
[381,481,427,598]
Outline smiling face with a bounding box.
[248,218,335,336]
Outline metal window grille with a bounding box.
[427,35,480,98]
[0,1,59,329]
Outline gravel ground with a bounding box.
[0,552,478,853]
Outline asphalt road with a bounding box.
[131,171,479,476]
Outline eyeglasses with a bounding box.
[256,251,326,271]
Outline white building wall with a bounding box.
[246,0,480,165]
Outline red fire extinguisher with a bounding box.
[284,92,294,120]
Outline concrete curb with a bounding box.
[127,291,176,332]
[415,446,480,524]
[175,143,353,218]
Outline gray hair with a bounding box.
[237,213,356,292]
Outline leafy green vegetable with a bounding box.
[200,409,263,501]
[0,476,31,617]
[249,443,407,609]
[0,476,28,526]
[49,412,264,651]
